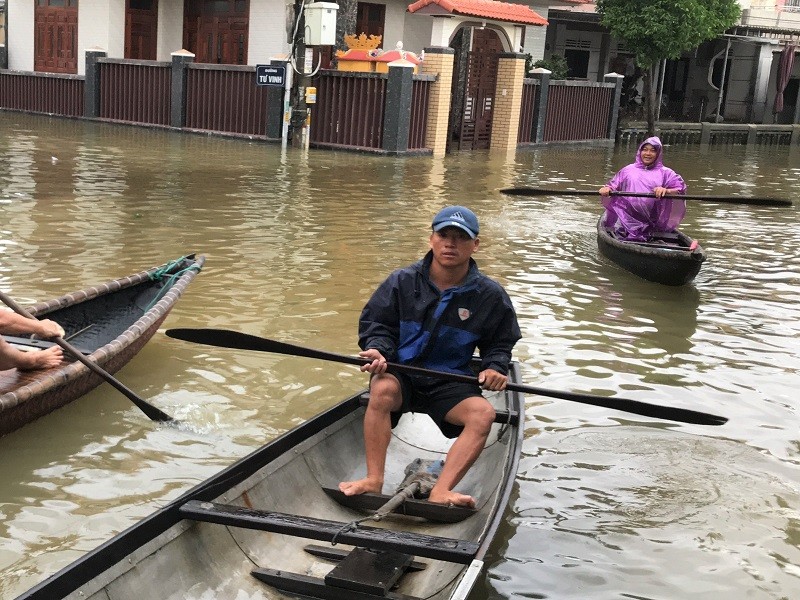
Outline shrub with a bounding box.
[531,55,569,80]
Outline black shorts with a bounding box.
[381,372,484,439]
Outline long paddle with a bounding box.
[0,290,175,423]
[165,328,728,427]
[499,187,793,207]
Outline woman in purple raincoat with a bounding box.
[598,136,687,241]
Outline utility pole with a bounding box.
[290,0,309,147]
[289,0,337,147]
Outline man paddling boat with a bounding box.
[339,206,521,508]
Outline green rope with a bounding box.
[142,258,201,313]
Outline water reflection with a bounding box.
[0,113,798,599]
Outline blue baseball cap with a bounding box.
[431,206,479,239]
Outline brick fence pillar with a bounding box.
[490,52,526,152]
[421,46,454,158]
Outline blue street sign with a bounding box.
[256,65,286,87]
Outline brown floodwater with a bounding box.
[0,112,798,599]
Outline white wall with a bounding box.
[158,1,185,60]
[249,0,292,64]
[522,2,549,62]
[79,0,125,73]
[402,12,431,54]
[7,0,34,71]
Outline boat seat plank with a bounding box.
[179,500,479,563]
[252,568,424,600]
[3,335,93,355]
[303,544,427,571]
[325,547,412,595]
[322,487,476,523]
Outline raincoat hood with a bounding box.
[634,136,664,169]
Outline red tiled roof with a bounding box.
[407,0,548,26]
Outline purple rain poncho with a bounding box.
[601,136,687,241]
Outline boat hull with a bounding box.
[0,254,204,436]
[16,364,524,600]
[597,219,705,286]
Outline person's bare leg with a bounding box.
[339,374,403,496]
[428,396,495,508]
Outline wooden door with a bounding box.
[458,28,502,150]
[126,0,158,60]
[356,2,385,39]
[184,0,249,65]
[34,0,79,74]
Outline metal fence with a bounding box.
[0,70,83,117]
[1,55,621,154]
[311,71,387,149]
[99,59,170,125]
[186,63,272,136]
[543,83,613,142]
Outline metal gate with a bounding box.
[458,28,502,150]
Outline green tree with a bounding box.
[596,0,740,134]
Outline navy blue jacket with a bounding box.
[359,251,521,376]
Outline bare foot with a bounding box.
[339,478,383,496]
[428,488,476,508]
[20,346,63,371]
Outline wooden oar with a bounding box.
[499,187,793,207]
[165,328,728,426]
[0,290,175,423]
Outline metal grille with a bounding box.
[99,60,170,125]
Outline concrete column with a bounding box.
[530,67,550,143]
[604,72,624,140]
[382,60,415,154]
[84,48,107,119]
[747,124,758,145]
[791,124,800,145]
[490,52,526,152]
[751,41,776,124]
[700,122,712,144]
[597,33,612,83]
[421,46,455,158]
[170,49,195,128]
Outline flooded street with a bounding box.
[0,112,798,599]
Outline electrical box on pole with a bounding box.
[289,1,338,148]
[304,3,338,47]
